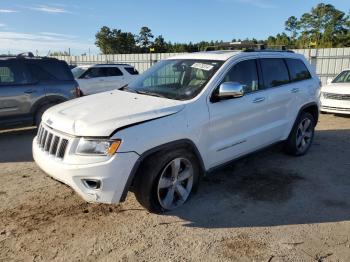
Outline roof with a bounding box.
[77,63,132,68]
[166,50,300,61]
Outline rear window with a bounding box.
[107,67,123,76]
[260,58,290,88]
[124,67,139,75]
[285,59,311,82]
[27,60,73,81]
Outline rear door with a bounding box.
[103,67,125,90]
[122,66,139,85]
[0,60,42,125]
[285,58,314,109]
[258,57,296,140]
[27,60,77,100]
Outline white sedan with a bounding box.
[72,64,139,95]
[321,69,350,114]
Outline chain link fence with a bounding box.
[53,48,350,84]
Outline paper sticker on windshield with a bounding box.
[191,63,214,71]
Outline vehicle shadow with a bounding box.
[168,129,350,228]
[0,128,36,163]
[334,114,350,118]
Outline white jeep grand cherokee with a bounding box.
[33,50,320,212]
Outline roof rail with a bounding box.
[205,41,256,51]
[205,42,294,53]
[17,52,35,58]
[96,63,131,66]
[243,44,294,53]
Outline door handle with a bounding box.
[291,88,300,93]
[24,89,36,94]
[253,97,265,103]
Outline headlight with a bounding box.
[76,138,121,156]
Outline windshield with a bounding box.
[332,70,350,83]
[72,67,87,79]
[126,59,223,100]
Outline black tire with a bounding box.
[285,112,315,156]
[134,148,200,213]
[35,103,55,127]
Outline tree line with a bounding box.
[94,3,350,54]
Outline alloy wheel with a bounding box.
[157,158,194,210]
[296,118,313,153]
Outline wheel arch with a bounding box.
[300,102,319,123]
[288,102,319,139]
[120,139,205,202]
[31,95,68,123]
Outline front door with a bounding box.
[207,58,274,168]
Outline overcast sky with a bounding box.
[0,0,349,55]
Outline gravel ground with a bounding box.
[0,114,350,262]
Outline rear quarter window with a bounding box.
[285,58,311,82]
[28,60,73,81]
[124,67,139,75]
[260,58,290,88]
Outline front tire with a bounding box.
[134,149,200,213]
[285,112,315,156]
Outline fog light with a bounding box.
[82,179,101,190]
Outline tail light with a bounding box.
[75,86,82,97]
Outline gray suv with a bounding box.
[0,53,80,129]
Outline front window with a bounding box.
[332,70,350,83]
[125,59,223,100]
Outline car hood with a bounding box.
[42,90,185,137]
[322,83,350,95]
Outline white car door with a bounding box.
[206,58,277,168]
[258,57,298,140]
[122,67,139,85]
[284,58,318,116]
[102,67,126,90]
[77,67,106,95]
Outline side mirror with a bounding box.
[218,82,245,99]
[327,78,333,85]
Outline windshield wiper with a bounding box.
[122,85,138,93]
[135,90,166,98]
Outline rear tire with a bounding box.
[134,148,200,213]
[285,112,315,156]
[35,103,55,127]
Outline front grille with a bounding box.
[323,92,350,101]
[322,106,350,112]
[37,124,69,159]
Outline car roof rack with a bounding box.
[205,42,294,53]
[0,52,61,62]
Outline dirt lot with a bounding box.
[0,114,350,262]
